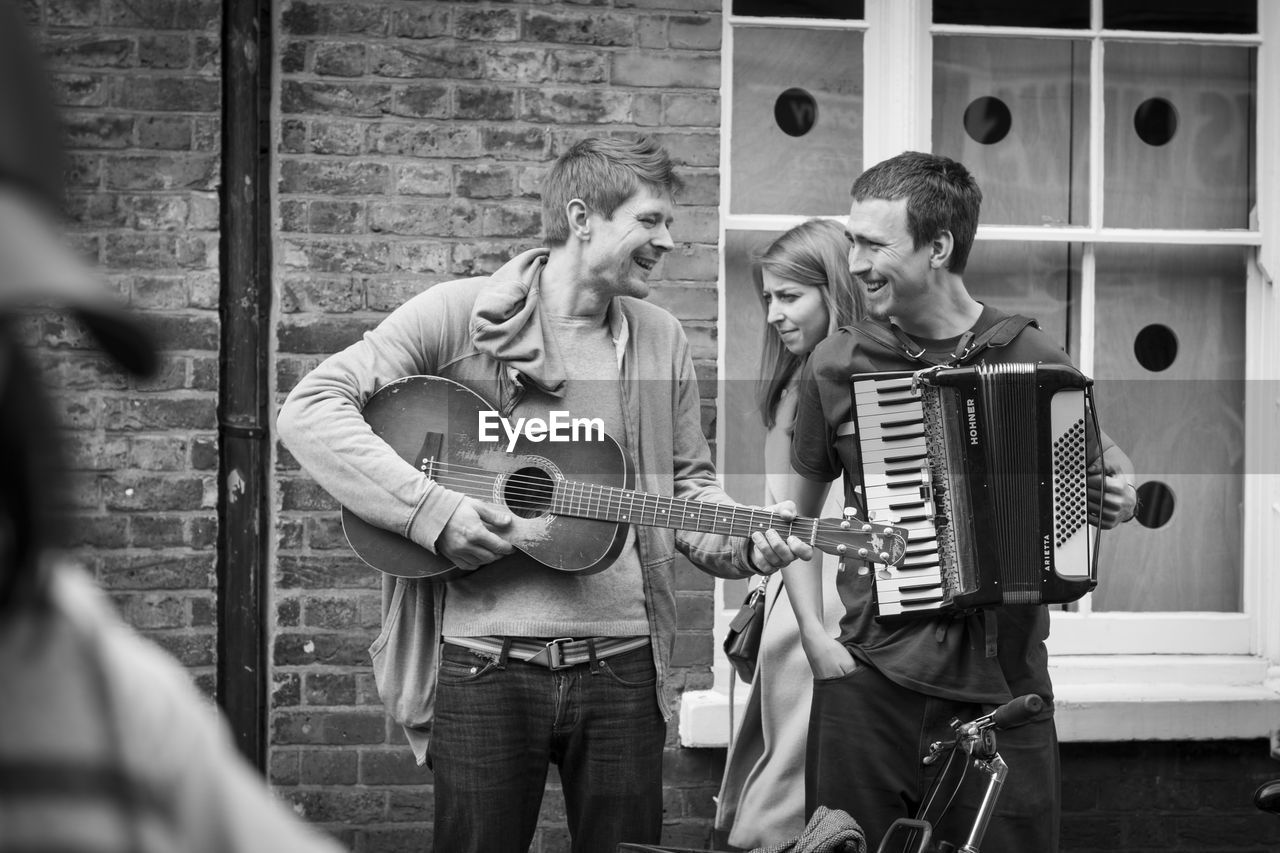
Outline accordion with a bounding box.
[847,362,1100,622]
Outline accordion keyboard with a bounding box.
[851,374,948,618]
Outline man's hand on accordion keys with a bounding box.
[1086,444,1138,529]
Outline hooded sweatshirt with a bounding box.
[277,248,758,763]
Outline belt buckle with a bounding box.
[543,637,576,670]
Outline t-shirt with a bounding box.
[441,312,649,638]
[790,304,1084,706]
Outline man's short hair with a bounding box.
[850,151,982,274]
[542,136,683,246]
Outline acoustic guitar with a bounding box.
[342,375,909,581]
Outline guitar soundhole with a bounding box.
[503,466,554,519]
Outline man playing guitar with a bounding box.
[278,136,811,853]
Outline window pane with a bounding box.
[731,27,862,215]
[1104,0,1256,34]
[933,37,1088,227]
[1104,43,1255,229]
[963,241,1078,355]
[721,229,782,506]
[933,0,1089,29]
[733,0,863,19]
[1091,245,1245,613]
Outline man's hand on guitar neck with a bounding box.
[748,500,814,574]
[437,497,515,572]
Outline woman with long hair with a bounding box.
[715,219,864,848]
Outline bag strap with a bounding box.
[851,314,1038,367]
[952,315,1038,365]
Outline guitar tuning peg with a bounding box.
[843,506,860,518]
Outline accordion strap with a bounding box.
[853,314,1038,367]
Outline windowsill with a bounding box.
[678,655,1280,748]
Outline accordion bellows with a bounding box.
[848,363,1100,622]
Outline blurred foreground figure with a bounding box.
[0,4,346,851]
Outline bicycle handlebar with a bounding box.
[986,694,1045,730]
[959,694,1045,740]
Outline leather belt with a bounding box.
[443,635,650,671]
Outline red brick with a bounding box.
[300,750,358,785]
[525,11,635,47]
[369,44,480,79]
[388,84,448,119]
[305,670,361,705]
[313,42,365,77]
[611,51,719,89]
[522,88,633,124]
[282,2,388,37]
[276,554,381,590]
[281,80,392,118]
[137,114,194,149]
[282,788,386,824]
[455,8,521,42]
[389,6,450,40]
[669,14,721,50]
[44,34,135,68]
[485,48,556,84]
[45,0,100,27]
[273,632,374,668]
[308,120,366,156]
[148,632,216,668]
[137,33,193,69]
[272,710,388,746]
[360,749,431,786]
[115,76,219,112]
[50,72,110,107]
[455,86,517,121]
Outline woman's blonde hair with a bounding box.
[755,219,863,427]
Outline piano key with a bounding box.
[876,596,947,614]
[875,585,945,604]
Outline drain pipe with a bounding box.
[216,0,271,770]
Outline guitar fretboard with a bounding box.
[552,480,818,543]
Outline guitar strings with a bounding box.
[417,459,811,535]
[404,458,895,554]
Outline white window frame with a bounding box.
[682,0,1280,747]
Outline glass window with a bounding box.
[1090,244,1246,612]
[732,0,863,20]
[1103,42,1255,229]
[721,229,781,508]
[721,228,785,609]
[933,1,1090,29]
[963,241,1079,353]
[1103,0,1257,34]
[933,37,1089,227]
[731,27,863,216]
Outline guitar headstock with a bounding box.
[812,517,909,567]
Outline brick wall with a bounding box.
[25,0,222,694]
[272,1,723,849]
[1059,740,1280,853]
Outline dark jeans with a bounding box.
[806,661,1060,853]
[430,642,665,853]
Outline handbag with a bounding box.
[723,576,768,683]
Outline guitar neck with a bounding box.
[552,481,817,544]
